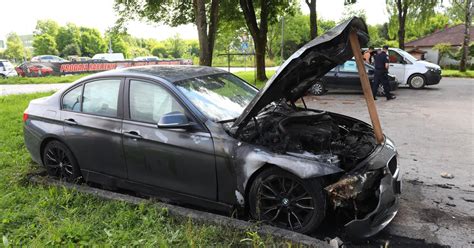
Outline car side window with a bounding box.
[388,51,404,64]
[82,79,121,117]
[129,80,184,124]
[62,85,83,112]
[339,61,358,72]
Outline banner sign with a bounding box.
[15,59,193,77]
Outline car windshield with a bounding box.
[396,49,418,61]
[175,73,258,122]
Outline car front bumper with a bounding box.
[344,168,401,239]
[424,69,442,85]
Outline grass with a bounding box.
[441,69,474,78]
[0,74,90,85]
[0,92,283,246]
[234,70,276,89]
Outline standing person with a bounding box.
[373,45,396,100]
[363,46,374,64]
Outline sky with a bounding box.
[0,0,389,41]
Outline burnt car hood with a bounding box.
[232,17,368,132]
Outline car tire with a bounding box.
[42,140,82,183]
[408,74,426,89]
[248,167,326,234]
[309,80,326,95]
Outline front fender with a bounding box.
[235,145,343,195]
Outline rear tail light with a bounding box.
[23,113,29,123]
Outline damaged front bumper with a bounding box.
[325,137,402,239]
[344,170,401,239]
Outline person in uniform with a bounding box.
[373,45,396,100]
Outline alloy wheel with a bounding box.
[44,146,75,181]
[255,175,315,231]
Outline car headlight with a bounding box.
[426,66,439,72]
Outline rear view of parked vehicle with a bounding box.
[0,60,18,78]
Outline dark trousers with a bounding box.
[372,70,391,98]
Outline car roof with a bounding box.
[118,65,228,83]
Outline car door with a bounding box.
[122,79,216,200]
[61,77,128,179]
[388,50,406,83]
[336,60,359,89]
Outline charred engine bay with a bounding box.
[235,103,376,171]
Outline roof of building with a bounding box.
[405,24,474,48]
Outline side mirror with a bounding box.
[368,69,374,74]
[157,111,195,129]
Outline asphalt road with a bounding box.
[304,78,473,247]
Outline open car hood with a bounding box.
[232,17,368,132]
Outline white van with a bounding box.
[92,53,125,62]
[385,48,442,89]
[0,60,18,78]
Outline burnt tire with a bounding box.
[248,167,326,234]
[309,80,326,95]
[42,140,82,183]
[408,74,426,89]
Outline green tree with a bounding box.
[433,43,453,65]
[238,0,296,80]
[114,0,220,66]
[304,0,318,39]
[32,34,59,55]
[106,31,130,58]
[268,12,310,60]
[386,0,439,49]
[80,27,106,57]
[4,33,26,61]
[34,19,60,37]
[164,34,186,58]
[62,43,82,57]
[57,23,81,55]
[151,44,169,58]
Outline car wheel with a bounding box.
[248,167,326,234]
[408,74,426,89]
[43,141,82,183]
[309,80,326,95]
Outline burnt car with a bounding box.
[23,18,401,239]
[308,59,399,96]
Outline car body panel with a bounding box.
[322,60,398,93]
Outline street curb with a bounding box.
[28,175,331,247]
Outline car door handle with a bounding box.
[389,64,394,66]
[63,118,77,125]
[123,131,142,139]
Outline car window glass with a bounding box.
[82,79,121,117]
[388,51,404,64]
[62,86,83,112]
[129,80,184,123]
[339,61,358,72]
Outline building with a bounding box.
[19,34,33,49]
[0,39,5,50]
[404,24,474,66]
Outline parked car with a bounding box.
[31,55,68,63]
[15,63,54,77]
[309,59,399,96]
[0,60,18,78]
[92,53,125,62]
[133,56,160,62]
[68,56,91,62]
[23,18,400,239]
[363,48,442,89]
